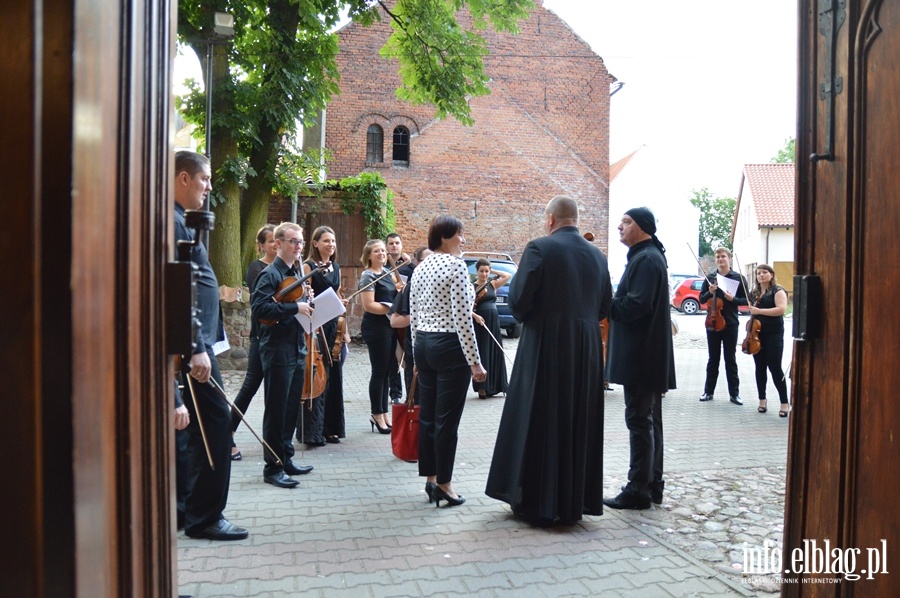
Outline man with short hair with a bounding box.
[174,150,248,540]
[699,247,748,405]
[486,195,611,526]
[251,222,315,488]
[604,207,676,510]
[385,232,409,404]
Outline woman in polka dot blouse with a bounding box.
[410,216,487,508]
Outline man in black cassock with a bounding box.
[485,196,612,526]
[604,207,676,510]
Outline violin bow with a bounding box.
[184,374,216,470]
[686,243,715,283]
[343,263,404,302]
[207,377,283,466]
[477,319,515,366]
[731,253,754,305]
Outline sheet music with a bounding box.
[716,274,740,298]
[296,286,346,333]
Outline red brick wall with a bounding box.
[323,1,612,259]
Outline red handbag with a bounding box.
[391,373,419,462]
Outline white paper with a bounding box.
[295,286,346,333]
[716,274,740,298]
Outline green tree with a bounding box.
[689,188,737,257]
[177,0,534,285]
[771,137,795,163]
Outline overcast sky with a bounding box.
[543,0,798,199]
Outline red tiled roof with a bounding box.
[743,163,795,227]
[609,147,640,183]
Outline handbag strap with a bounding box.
[406,372,418,410]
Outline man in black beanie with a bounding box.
[604,207,676,509]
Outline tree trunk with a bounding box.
[206,42,242,286]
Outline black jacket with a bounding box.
[607,239,676,392]
[251,256,308,366]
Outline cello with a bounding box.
[733,253,761,355]
[301,271,329,402]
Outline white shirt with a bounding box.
[409,252,481,366]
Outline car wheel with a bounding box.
[681,299,700,315]
[505,324,521,339]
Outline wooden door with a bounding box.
[786,0,899,593]
[1,0,177,595]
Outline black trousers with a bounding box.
[231,336,263,433]
[623,385,664,498]
[262,359,304,476]
[752,331,789,404]
[182,348,232,535]
[415,331,470,485]
[361,314,394,415]
[704,324,740,397]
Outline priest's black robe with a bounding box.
[485,226,612,525]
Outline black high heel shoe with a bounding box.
[432,486,466,508]
[425,481,437,503]
[369,416,391,434]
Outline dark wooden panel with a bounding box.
[851,1,900,594]
[0,1,47,594]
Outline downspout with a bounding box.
[765,227,771,264]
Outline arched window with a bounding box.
[392,126,410,165]
[366,124,383,163]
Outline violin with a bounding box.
[742,295,763,355]
[331,285,347,362]
[474,274,500,306]
[704,275,726,332]
[258,261,331,325]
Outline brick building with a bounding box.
[316,0,614,259]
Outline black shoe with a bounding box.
[305,440,327,448]
[391,397,403,405]
[230,450,242,461]
[603,488,651,510]
[432,486,466,507]
[369,416,391,434]
[730,395,744,405]
[325,436,341,444]
[264,472,299,488]
[425,481,437,503]
[187,518,249,541]
[283,461,314,476]
[699,393,713,402]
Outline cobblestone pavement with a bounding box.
[178,313,791,597]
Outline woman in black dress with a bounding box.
[230,224,276,460]
[748,264,791,417]
[359,239,402,433]
[471,258,511,398]
[299,225,349,446]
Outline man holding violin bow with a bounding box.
[251,222,316,488]
[698,247,748,406]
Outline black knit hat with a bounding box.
[625,207,657,235]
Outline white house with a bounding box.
[608,145,701,282]
[730,163,795,293]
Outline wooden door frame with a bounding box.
[2,0,177,594]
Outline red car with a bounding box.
[671,277,749,315]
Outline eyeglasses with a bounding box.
[282,238,304,246]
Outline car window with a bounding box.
[691,280,704,290]
[465,260,517,284]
